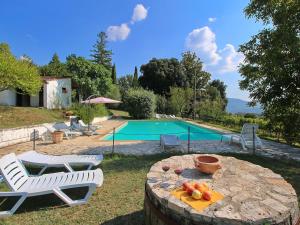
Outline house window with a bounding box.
[62,87,67,93]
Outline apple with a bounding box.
[192,190,202,200]
[202,190,212,201]
[186,186,195,196]
[182,182,190,191]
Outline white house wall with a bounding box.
[0,90,16,106]
[45,79,71,109]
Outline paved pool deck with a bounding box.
[0,119,299,162]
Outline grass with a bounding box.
[0,106,65,129]
[0,153,299,225]
[109,109,130,118]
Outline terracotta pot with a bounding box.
[194,155,221,174]
[52,131,64,143]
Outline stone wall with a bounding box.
[0,122,69,148]
[0,116,111,148]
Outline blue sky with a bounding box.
[0,0,261,100]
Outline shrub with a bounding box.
[123,88,156,119]
[71,103,109,123]
[156,95,168,114]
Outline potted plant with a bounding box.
[52,130,64,143]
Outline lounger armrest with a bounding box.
[60,182,97,190]
[0,192,27,197]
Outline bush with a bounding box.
[71,103,109,123]
[123,88,156,119]
[156,95,168,114]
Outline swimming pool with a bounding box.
[103,120,222,141]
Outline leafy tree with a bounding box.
[111,64,117,84]
[181,51,210,89]
[156,95,170,114]
[90,32,112,69]
[118,75,134,98]
[0,43,41,95]
[66,54,112,100]
[40,53,70,77]
[139,58,186,95]
[209,80,228,110]
[123,88,156,119]
[169,87,193,117]
[239,0,300,144]
[133,66,139,87]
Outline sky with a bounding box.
[0,0,261,101]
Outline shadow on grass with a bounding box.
[101,153,182,173]
[100,210,144,225]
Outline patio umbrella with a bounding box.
[81,97,121,104]
[80,96,121,132]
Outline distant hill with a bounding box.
[226,98,263,114]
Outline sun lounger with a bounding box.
[18,151,103,175]
[43,124,82,141]
[79,120,102,130]
[0,153,103,217]
[160,135,181,151]
[221,123,263,150]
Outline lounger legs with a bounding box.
[53,185,96,206]
[0,192,27,217]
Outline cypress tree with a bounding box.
[111,64,117,84]
[133,66,139,87]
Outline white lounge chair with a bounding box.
[155,114,161,119]
[221,123,263,150]
[18,151,103,175]
[43,124,82,141]
[160,135,181,151]
[79,120,102,130]
[0,153,103,217]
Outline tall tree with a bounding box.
[133,66,139,87]
[90,32,112,69]
[66,54,112,99]
[118,74,134,98]
[181,51,210,89]
[209,79,228,110]
[40,53,69,77]
[239,0,300,144]
[111,64,117,84]
[139,58,186,95]
[0,43,41,95]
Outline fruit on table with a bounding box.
[182,182,191,191]
[202,190,212,201]
[194,182,209,193]
[186,186,195,196]
[192,190,202,200]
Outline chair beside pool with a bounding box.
[0,153,103,217]
[160,135,181,151]
[221,123,263,150]
[18,150,103,175]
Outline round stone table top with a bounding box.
[145,154,299,225]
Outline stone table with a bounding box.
[144,154,299,225]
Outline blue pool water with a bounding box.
[104,120,222,141]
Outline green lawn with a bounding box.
[0,153,299,225]
[109,109,130,118]
[0,106,65,129]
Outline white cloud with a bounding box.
[218,44,245,73]
[185,26,221,65]
[185,26,244,74]
[208,17,217,23]
[131,4,148,23]
[106,23,131,41]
